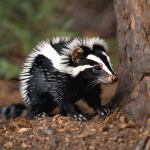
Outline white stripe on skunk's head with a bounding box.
[86,54,118,84]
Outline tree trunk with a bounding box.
[113,0,150,122]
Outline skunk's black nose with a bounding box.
[112,75,118,82]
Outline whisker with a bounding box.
[86,80,96,90]
[85,79,99,94]
[90,80,99,92]
[85,80,96,93]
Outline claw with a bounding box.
[68,113,87,121]
[95,106,111,116]
[79,114,86,121]
[103,109,108,113]
[34,112,48,120]
[98,111,104,116]
[106,108,110,116]
[101,112,105,116]
[79,114,83,117]
[82,116,87,121]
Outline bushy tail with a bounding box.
[0,103,31,119]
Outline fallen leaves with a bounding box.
[0,112,145,150]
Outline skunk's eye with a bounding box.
[92,65,101,74]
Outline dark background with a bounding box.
[0,0,118,110]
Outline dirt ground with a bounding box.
[0,76,148,150]
[0,107,148,150]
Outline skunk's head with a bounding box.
[62,37,118,84]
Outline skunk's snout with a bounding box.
[112,75,118,82]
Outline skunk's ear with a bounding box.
[72,47,84,63]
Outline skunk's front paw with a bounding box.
[34,112,48,120]
[95,106,110,116]
[67,113,86,121]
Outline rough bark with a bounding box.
[113,0,150,122]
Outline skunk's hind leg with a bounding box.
[27,91,58,119]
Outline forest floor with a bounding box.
[0,78,148,150]
[0,105,147,150]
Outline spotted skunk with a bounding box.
[0,37,118,121]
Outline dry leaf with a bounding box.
[97,125,109,132]
[115,113,120,119]
[15,116,28,126]
[51,123,57,128]
[57,128,65,132]
[110,107,119,118]
[132,134,140,140]
[147,118,150,127]
[90,128,97,132]
[102,116,111,124]
[21,142,31,149]
[118,124,128,130]
[9,122,20,130]
[0,129,4,134]
[52,114,61,122]
[119,116,126,124]
[18,128,32,133]
[103,107,119,124]
[3,142,13,148]
[128,120,135,127]
[37,127,43,130]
